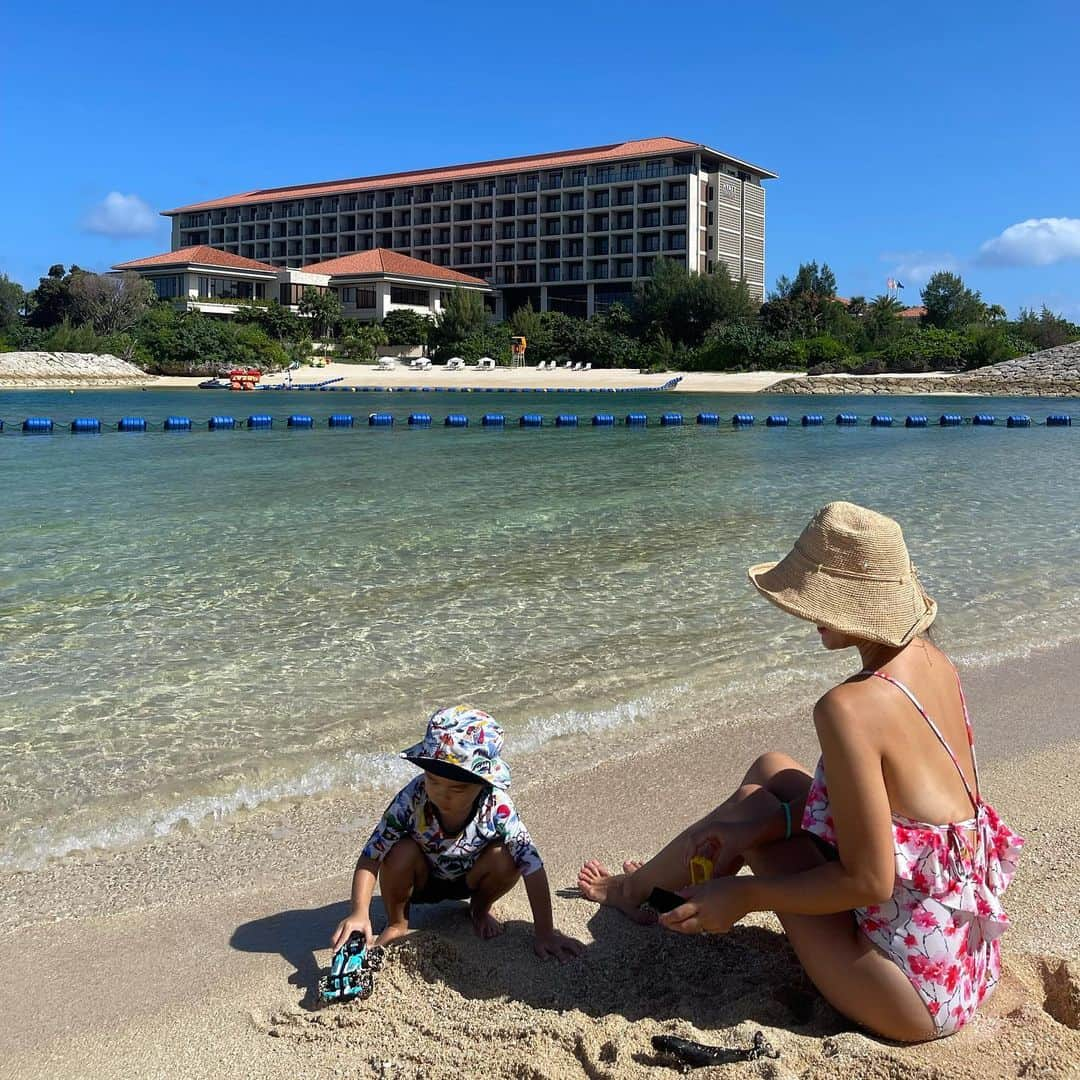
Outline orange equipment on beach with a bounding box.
[228,367,261,391]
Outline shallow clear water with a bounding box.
[2,387,1078,869]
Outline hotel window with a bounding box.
[390,285,430,306]
[356,288,376,308]
[152,275,183,299]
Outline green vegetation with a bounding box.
[3,259,1077,376]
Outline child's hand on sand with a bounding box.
[659,879,747,936]
[533,929,585,962]
[331,911,373,950]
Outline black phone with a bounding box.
[645,886,685,914]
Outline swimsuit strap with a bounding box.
[862,669,980,810]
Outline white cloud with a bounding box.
[83,192,158,237]
[976,217,1080,267]
[879,251,961,289]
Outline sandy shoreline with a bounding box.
[2,641,1078,1079]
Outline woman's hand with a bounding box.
[659,879,749,936]
[683,816,757,876]
[331,910,373,950]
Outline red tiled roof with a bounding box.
[164,137,773,215]
[301,249,489,286]
[113,245,277,273]
[899,306,927,318]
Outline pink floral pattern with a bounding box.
[801,670,1024,1037]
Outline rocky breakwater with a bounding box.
[764,342,1080,396]
[0,352,154,388]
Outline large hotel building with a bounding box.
[164,137,776,318]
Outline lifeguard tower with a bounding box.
[510,336,527,368]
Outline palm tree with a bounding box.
[987,304,1007,324]
[846,295,868,318]
[867,295,905,341]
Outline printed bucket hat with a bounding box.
[401,705,512,789]
[747,501,937,648]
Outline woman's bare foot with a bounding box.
[470,900,505,940]
[622,859,644,874]
[577,860,655,924]
[374,921,410,948]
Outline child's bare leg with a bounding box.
[375,837,428,947]
[579,752,812,920]
[464,843,520,940]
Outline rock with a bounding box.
[0,351,152,387]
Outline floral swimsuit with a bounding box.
[801,669,1024,1036]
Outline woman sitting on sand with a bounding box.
[579,502,1023,1042]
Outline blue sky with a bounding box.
[3,1,1078,317]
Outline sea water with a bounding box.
[2,387,1078,870]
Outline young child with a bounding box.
[331,705,584,962]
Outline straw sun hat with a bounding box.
[748,501,937,648]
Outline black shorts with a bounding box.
[413,873,471,904]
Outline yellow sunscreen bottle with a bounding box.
[689,855,713,885]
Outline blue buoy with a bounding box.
[22,417,54,433]
[482,413,505,426]
[939,414,963,426]
[905,415,928,428]
[555,414,578,427]
[70,418,101,433]
[626,413,648,426]
[592,413,615,426]
[1047,414,1073,426]
[661,412,683,426]
[164,416,192,431]
[696,412,720,425]
[368,412,394,426]
[118,417,147,432]
[732,413,755,426]
[766,415,789,427]
[520,413,543,427]
[328,414,356,428]
[1007,415,1031,427]
[407,413,431,426]
[801,414,824,426]
[836,413,858,426]
[208,416,236,430]
[287,414,314,428]
[445,414,469,427]
[247,414,273,429]
[0,420,3,432]
[972,414,996,426]
[871,415,893,427]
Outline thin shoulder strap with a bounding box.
[862,669,980,809]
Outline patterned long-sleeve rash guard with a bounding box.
[360,775,544,881]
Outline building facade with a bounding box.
[113,246,490,322]
[164,137,776,318]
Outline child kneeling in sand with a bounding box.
[332,705,583,962]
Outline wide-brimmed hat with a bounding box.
[400,705,511,789]
[747,502,937,648]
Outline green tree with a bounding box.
[1011,306,1080,351]
[921,271,987,330]
[428,289,490,359]
[771,261,838,301]
[27,264,86,329]
[846,296,868,318]
[381,308,432,346]
[298,287,341,340]
[633,260,756,347]
[865,294,905,343]
[234,300,302,342]
[339,321,388,362]
[0,273,26,336]
[68,271,155,336]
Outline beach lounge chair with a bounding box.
[476,357,496,370]
[445,357,465,370]
[572,362,583,371]
[377,356,398,370]
[583,362,592,371]
[564,360,574,369]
